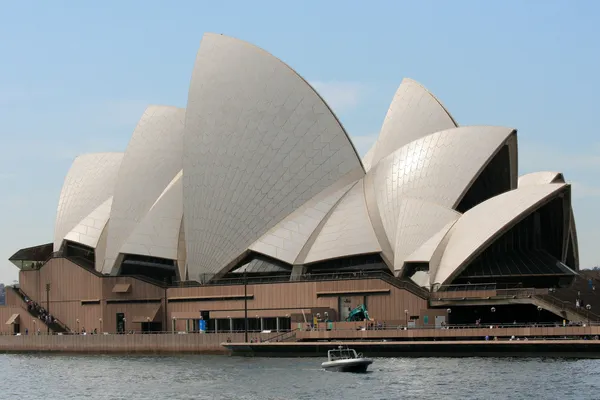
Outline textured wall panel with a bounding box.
[302,180,381,264]
[183,33,364,280]
[249,170,360,264]
[64,197,113,249]
[393,199,461,274]
[370,78,457,167]
[518,171,565,187]
[116,172,183,264]
[366,126,515,252]
[54,153,123,251]
[433,183,569,286]
[103,105,185,273]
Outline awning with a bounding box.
[132,305,162,323]
[5,314,19,325]
[112,283,131,293]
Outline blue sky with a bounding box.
[0,0,598,283]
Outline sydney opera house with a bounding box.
[1,33,589,336]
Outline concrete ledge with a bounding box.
[0,333,254,355]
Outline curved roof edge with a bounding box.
[104,105,185,272]
[115,171,183,266]
[300,179,382,265]
[451,129,518,209]
[518,171,565,187]
[404,78,459,127]
[404,219,458,265]
[370,78,459,166]
[184,33,365,279]
[54,152,124,251]
[434,183,570,286]
[63,197,113,250]
[393,198,461,275]
[203,33,365,173]
[249,168,361,265]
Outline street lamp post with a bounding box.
[404,309,409,328]
[76,318,80,334]
[99,318,103,334]
[537,306,542,325]
[447,308,451,326]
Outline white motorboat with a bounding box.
[321,345,373,373]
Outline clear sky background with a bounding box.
[0,0,598,284]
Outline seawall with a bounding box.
[0,333,244,354]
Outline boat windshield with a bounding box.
[328,348,358,361]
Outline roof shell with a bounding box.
[116,171,183,266]
[365,126,516,257]
[54,152,123,251]
[249,170,360,265]
[301,179,382,264]
[370,78,458,167]
[103,105,185,273]
[433,183,570,286]
[518,171,565,187]
[182,33,364,280]
[392,199,461,274]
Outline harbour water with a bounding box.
[1,354,599,399]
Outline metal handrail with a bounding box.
[536,293,600,320]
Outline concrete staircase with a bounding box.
[12,287,71,333]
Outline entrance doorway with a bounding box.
[116,313,125,333]
[13,323,20,335]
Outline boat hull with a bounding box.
[321,358,373,373]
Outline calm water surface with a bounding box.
[2,354,600,399]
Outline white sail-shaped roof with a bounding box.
[249,170,360,265]
[518,171,565,187]
[183,33,364,280]
[301,180,382,264]
[393,199,461,275]
[370,78,458,167]
[54,153,123,251]
[433,183,570,286]
[366,126,516,256]
[116,171,183,265]
[103,105,185,273]
[63,197,113,250]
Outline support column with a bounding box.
[230,317,233,333]
[276,317,280,333]
[215,319,218,333]
[260,317,264,331]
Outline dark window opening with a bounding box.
[565,232,576,270]
[9,243,53,270]
[402,262,429,278]
[119,254,177,285]
[456,145,511,213]
[221,252,293,281]
[453,195,573,288]
[306,254,390,274]
[64,241,95,270]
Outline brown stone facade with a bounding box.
[0,258,428,335]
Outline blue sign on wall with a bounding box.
[199,319,207,332]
